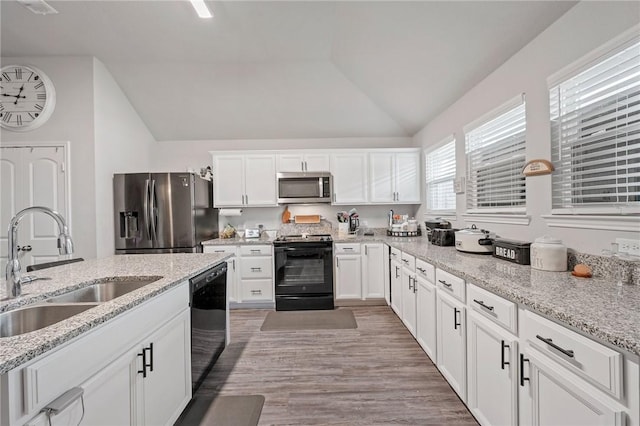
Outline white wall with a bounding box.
[93,58,156,257]
[413,2,640,256]
[0,56,98,260]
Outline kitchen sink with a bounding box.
[0,304,99,338]
[44,277,161,304]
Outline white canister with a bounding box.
[530,236,567,271]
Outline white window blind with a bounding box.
[425,137,456,213]
[550,38,640,214]
[465,99,527,213]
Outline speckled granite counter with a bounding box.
[0,253,230,374]
[203,230,640,357]
[202,235,276,245]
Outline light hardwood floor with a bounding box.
[196,306,478,425]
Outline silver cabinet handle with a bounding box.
[336,258,340,268]
[395,265,399,278]
[417,267,426,273]
[301,161,305,171]
[251,267,262,272]
[250,249,261,253]
[333,193,336,202]
[536,335,575,358]
[344,247,353,251]
[473,299,495,311]
[438,279,453,289]
[365,246,368,255]
[251,289,262,295]
[232,259,236,271]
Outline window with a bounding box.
[550,37,640,214]
[425,136,456,213]
[465,96,527,213]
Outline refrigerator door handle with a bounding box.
[144,179,151,240]
[150,179,158,241]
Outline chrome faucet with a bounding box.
[5,206,74,298]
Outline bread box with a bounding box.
[492,238,531,265]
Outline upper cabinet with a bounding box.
[277,153,330,173]
[331,152,369,204]
[369,150,421,204]
[212,153,277,207]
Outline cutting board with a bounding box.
[294,215,321,224]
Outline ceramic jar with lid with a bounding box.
[530,236,567,271]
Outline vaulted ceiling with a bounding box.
[1,1,577,141]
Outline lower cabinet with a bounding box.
[390,258,402,316]
[415,275,437,362]
[436,289,467,402]
[334,243,386,302]
[335,253,362,299]
[401,264,417,337]
[467,310,518,426]
[362,243,385,299]
[203,245,239,302]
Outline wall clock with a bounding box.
[0,64,56,131]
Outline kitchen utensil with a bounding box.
[245,228,260,238]
[531,236,567,271]
[493,238,531,265]
[454,224,495,254]
[430,228,456,246]
[282,206,291,224]
[295,215,321,224]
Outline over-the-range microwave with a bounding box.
[277,172,332,204]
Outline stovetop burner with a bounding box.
[274,234,333,243]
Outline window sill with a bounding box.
[461,213,530,226]
[541,214,640,232]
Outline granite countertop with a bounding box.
[202,234,276,245]
[203,229,640,357]
[0,253,230,374]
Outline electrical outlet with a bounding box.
[616,238,640,256]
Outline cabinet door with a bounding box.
[304,153,330,172]
[139,310,191,426]
[277,153,304,172]
[467,311,518,426]
[335,254,362,299]
[401,267,417,337]
[362,243,385,299]
[519,347,623,426]
[390,259,403,316]
[331,152,368,204]
[369,152,395,203]
[227,257,238,303]
[395,152,421,203]
[213,155,245,207]
[416,276,437,362]
[244,154,277,206]
[436,291,466,402]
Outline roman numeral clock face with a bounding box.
[0,65,56,131]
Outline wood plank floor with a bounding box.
[195,306,478,425]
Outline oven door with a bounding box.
[274,244,333,295]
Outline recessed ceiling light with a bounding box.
[189,0,213,19]
[16,0,58,15]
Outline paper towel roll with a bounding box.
[219,209,243,216]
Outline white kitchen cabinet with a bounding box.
[212,153,277,207]
[436,289,467,402]
[362,243,385,299]
[238,244,274,303]
[401,254,417,337]
[415,274,437,362]
[369,150,421,204]
[467,310,518,426]
[383,245,391,305]
[390,258,402,316]
[335,254,362,300]
[277,152,330,172]
[331,152,368,204]
[203,245,238,303]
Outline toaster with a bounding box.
[430,228,457,246]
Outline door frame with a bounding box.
[0,141,73,233]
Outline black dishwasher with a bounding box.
[190,262,227,393]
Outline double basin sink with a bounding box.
[0,277,161,338]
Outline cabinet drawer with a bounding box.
[335,243,361,254]
[390,247,401,260]
[240,257,272,279]
[240,245,271,256]
[240,279,274,301]
[468,283,517,334]
[400,252,415,270]
[436,268,465,303]
[203,245,237,254]
[521,309,623,398]
[415,258,435,283]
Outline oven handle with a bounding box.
[276,246,333,253]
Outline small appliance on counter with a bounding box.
[424,217,452,237]
[430,228,455,246]
[348,208,360,234]
[245,228,261,238]
[454,224,495,254]
[493,238,532,265]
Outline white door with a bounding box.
[436,290,467,402]
[303,153,330,172]
[390,259,402,316]
[277,153,304,172]
[416,275,437,362]
[213,155,245,207]
[335,254,362,299]
[401,267,417,336]
[395,152,421,203]
[244,154,277,206]
[467,310,518,426]
[0,146,67,271]
[331,152,368,204]
[362,243,384,299]
[369,152,395,203]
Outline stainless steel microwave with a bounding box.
[277,172,332,204]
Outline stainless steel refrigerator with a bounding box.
[114,173,218,254]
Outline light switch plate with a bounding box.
[454,177,465,194]
[616,238,640,256]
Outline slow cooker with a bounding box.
[454,225,495,254]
